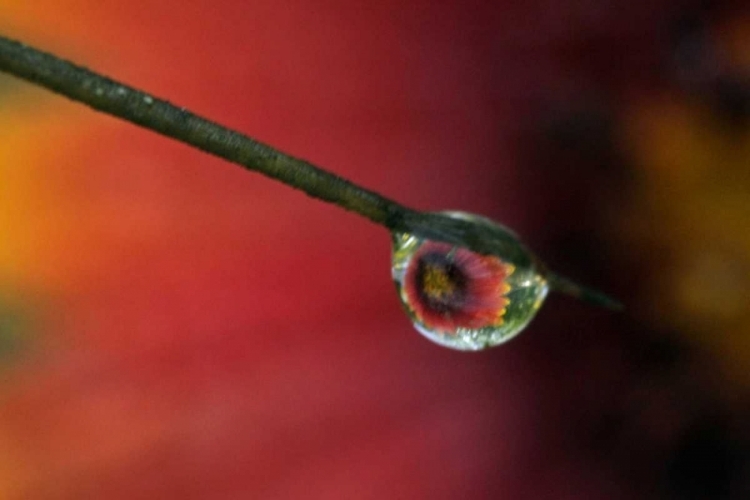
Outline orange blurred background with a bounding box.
[0,1,748,498]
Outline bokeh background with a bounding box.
[0,0,748,498]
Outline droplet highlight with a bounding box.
[392,211,549,350]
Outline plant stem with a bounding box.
[547,273,623,311]
[0,36,516,257]
[0,35,413,230]
[0,34,622,311]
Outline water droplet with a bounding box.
[391,211,549,350]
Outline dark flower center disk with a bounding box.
[414,252,467,314]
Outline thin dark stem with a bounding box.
[0,36,530,258]
[0,35,413,230]
[0,34,621,311]
[548,273,624,311]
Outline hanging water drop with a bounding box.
[392,211,550,350]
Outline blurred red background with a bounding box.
[0,1,748,498]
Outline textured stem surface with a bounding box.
[0,34,621,311]
[0,35,411,229]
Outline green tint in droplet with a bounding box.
[392,211,549,351]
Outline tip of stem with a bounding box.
[548,273,624,311]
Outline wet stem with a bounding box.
[0,34,621,311]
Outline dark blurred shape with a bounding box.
[712,74,750,127]
[667,419,749,500]
[512,3,750,500]
[669,3,750,127]
[669,5,718,89]
[538,100,618,170]
[519,93,630,299]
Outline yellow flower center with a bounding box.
[421,264,456,300]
